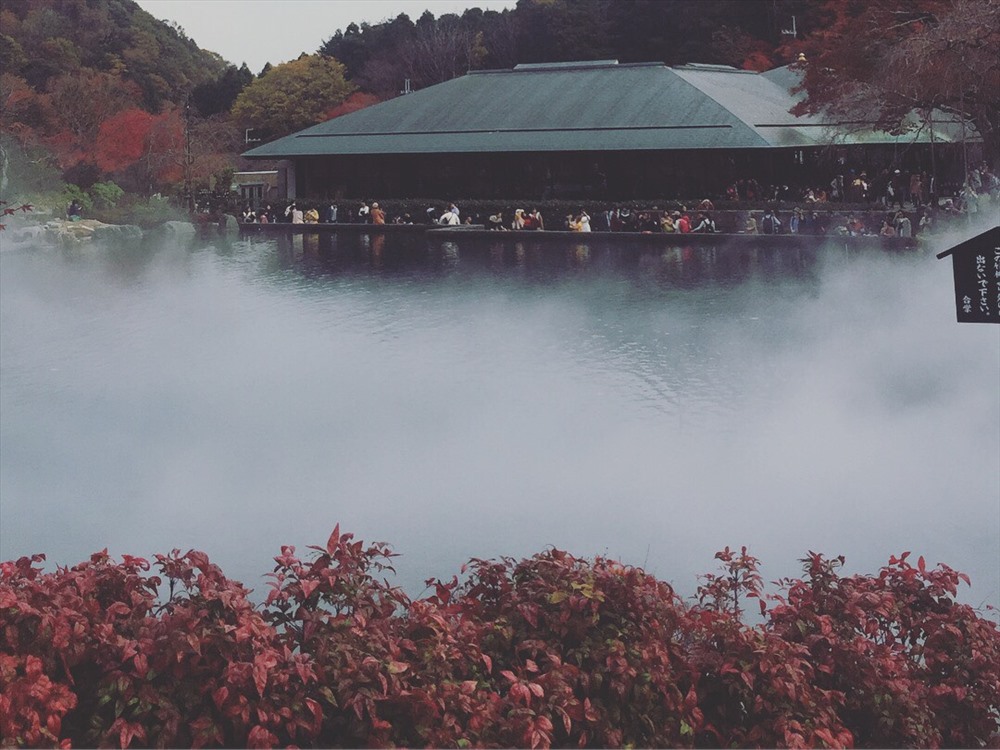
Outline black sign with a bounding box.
[936,225,1000,324]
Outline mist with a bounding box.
[1,231,997,611]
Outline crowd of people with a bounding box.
[724,162,999,212]
[239,163,996,237]
[242,200,462,226]
[239,200,970,238]
[504,204,930,237]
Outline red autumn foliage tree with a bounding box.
[2,527,999,749]
[785,0,1000,164]
[137,107,185,187]
[81,106,201,193]
[323,91,381,120]
[92,108,156,174]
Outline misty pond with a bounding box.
[1,228,998,611]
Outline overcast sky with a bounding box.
[135,0,515,75]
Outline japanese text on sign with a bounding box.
[936,227,1000,324]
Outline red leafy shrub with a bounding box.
[262,526,413,746]
[688,548,852,748]
[2,530,998,749]
[1,551,157,747]
[447,550,698,748]
[767,552,1000,749]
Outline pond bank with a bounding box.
[1,217,231,249]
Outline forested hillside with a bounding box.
[0,0,224,111]
[0,0,249,205]
[319,0,808,97]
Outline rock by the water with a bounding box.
[92,223,143,243]
[11,219,146,248]
[46,219,97,246]
[6,224,47,245]
[154,221,197,241]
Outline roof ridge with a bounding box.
[513,59,620,70]
[470,60,670,75]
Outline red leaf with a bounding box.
[559,707,572,734]
[684,686,698,710]
[387,661,409,674]
[305,697,322,735]
[326,524,341,554]
[520,603,539,628]
[25,655,43,679]
[247,724,277,749]
[814,727,836,747]
[253,663,268,697]
[300,578,319,599]
[118,721,145,749]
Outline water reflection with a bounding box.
[1,231,997,614]
[268,231,826,287]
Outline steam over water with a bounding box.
[1,230,998,610]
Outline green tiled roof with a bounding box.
[243,60,971,159]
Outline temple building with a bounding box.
[242,59,977,202]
